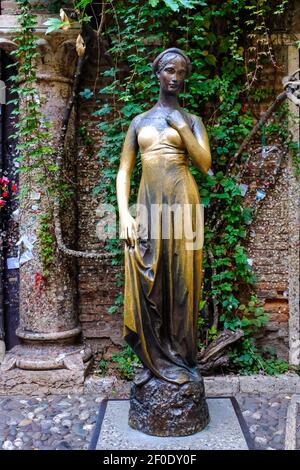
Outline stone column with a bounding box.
[287,39,300,367]
[0,13,92,393]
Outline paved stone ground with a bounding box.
[0,393,298,450]
[0,395,101,450]
[237,393,292,450]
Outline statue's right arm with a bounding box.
[116,117,139,247]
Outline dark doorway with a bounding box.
[0,49,20,350]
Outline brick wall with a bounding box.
[241,45,290,359]
[243,154,289,359]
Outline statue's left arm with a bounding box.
[166,111,211,173]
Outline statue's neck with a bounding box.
[157,92,180,110]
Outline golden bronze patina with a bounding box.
[116,48,212,387]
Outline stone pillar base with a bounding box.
[0,342,93,393]
[0,360,93,394]
[129,377,210,437]
[1,342,92,371]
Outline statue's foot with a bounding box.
[134,368,153,386]
[160,365,202,385]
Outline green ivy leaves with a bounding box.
[149,0,205,11]
[43,17,69,34]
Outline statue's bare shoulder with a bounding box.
[188,113,204,127]
[187,113,207,136]
[131,110,152,133]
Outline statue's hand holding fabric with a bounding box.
[119,211,137,248]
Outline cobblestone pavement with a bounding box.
[0,393,298,450]
[236,393,292,450]
[0,395,101,450]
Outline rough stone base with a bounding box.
[94,399,249,450]
[129,377,209,437]
[0,359,93,395]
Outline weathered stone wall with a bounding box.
[243,45,291,359]
[243,156,289,359]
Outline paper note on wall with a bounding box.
[16,233,37,265]
[7,257,20,269]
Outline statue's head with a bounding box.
[152,48,192,95]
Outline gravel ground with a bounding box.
[0,393,298,450]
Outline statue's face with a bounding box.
[157,55,187,95]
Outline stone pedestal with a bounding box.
[129,377,210,437]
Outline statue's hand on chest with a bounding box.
[139,110,191,134]
[136,110,192,151]
[166,110,190,132]
[139,115,170,134]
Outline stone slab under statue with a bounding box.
[91,398,252,450]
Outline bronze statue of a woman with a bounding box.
[116,48,211,436]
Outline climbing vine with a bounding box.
[10,0,78,277]
[9,0,56,277]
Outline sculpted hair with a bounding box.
[152,47,192,76]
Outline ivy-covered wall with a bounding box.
[74,5,294,365]
[76,53,290,362]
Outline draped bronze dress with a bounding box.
[124,119,204,385]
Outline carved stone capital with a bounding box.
[0,15,80,81]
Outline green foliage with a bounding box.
[107,293,124,315]
[222,295,269,335]
[37,212,56,277]
[41,0,203,35]
[111,345,141,380]
[75,0,94,9]
[97,358,108,375]
[153,0,204,11]
[79,88,94,100]
[207,325,218,342]
[229,338,289,375]
[44,17,70,34]
[10,1,55,277]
